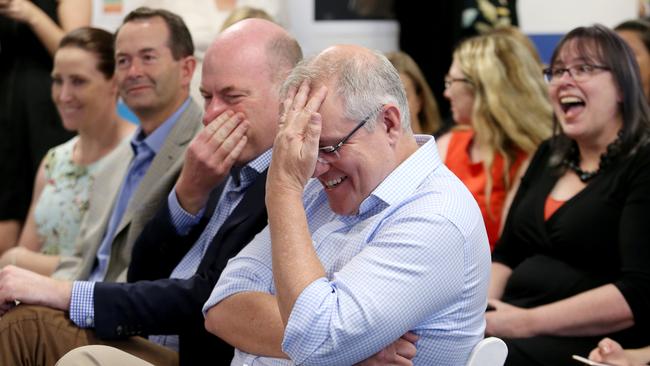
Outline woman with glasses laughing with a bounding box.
[487,24,650,366]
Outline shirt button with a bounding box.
[85,317,93,326]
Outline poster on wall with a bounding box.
[314,0,395,20]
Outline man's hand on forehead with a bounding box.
[268,81,328,193]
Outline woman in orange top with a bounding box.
[437,31,553,249]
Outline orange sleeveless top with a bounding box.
[444,129,526,250]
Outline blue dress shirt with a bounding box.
[203,136,491,366]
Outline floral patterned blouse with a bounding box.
[34,137,108,255]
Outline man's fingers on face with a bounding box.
[213,113,244,142]
[222,135,248,168]
[215,120,250,155]
[206,110,234,134]
[202,112,232,144]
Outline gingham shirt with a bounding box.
[203,136,491,366]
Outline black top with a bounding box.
[493,138,650,347]
[0,0,56,68]
[0,0,73,220]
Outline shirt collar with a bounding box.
[356,135,440,215]
[130,98,191,154]
[229,148,273,189]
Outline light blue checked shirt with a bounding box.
[203,135,491,366]
[148,149,272,350]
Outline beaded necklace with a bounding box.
[563,131,623,183]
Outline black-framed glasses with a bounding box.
[444,76,471,89]
[543,64,610,84]
[317,106,382,163]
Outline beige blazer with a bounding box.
[52,101,203,282]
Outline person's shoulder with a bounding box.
[176,99,204,130]
[622,139,650,176]
[412,165,483,227]
[43,136,78,166]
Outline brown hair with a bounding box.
[119,7,194,60]
[386,51,442,134]
[59,27,115,79]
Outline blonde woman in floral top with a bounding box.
[0,27,134,274]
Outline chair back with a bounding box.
[465,337,508,366]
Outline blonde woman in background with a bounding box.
[220,5,274,31]
[437,32,553,250]
[386,50,444,135]
[489,25,544,67]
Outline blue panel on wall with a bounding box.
[529,34,564,65]
[117,99,140,125]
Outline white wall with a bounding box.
[284,0,399,57]
[283,0,640,58]
[519,0,637,34]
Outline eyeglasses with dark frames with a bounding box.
[543,63,610,84]
[317,106,383,163]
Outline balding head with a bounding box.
[199,19,302,167]
[206,19,301,86]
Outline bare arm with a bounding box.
[265,83,328,325]
[16,156,48,252]
[204,292,287,358]
[0,265,72,315]
[205,291,420,364]
[531,284,633,336]
[0,248,59,275]
[498,157,530,236]
[0,0,90,56]
[487,284,634,338]
[0,157,48,266]
[488,262,512,300]
[0,155,59,274]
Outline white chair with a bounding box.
[466,337,508,366]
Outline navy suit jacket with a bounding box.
[92,170,269,365]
